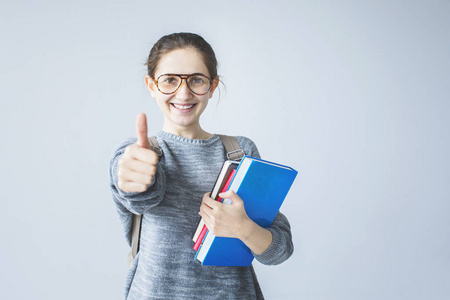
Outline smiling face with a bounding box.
[145,48,218,138]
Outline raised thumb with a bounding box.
[135,113,151,149]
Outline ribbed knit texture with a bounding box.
[109,132,293,299]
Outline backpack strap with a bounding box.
[218,135,245,161]
[129,134,243,264]
[148,136,162,157]
[130,213,142,262]
[130,136,162,262]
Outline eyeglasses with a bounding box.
[153,73,213,95]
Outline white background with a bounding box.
[1,1,449,299]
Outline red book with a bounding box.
[193,169,237,251]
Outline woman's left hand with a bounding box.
[199,190,273,255]
[198,190,251,239]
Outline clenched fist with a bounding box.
[117,113,160,193]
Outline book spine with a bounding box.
[193,225,208,251]
[192,219,205,243]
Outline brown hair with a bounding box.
[145,32,218,80]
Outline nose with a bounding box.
[175,79,192,100]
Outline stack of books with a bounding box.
[193,156,298,267]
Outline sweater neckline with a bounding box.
[157,131,220,145]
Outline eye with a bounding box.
[159,75,179,85]
[190,76,206,85]
[164,76,178,84]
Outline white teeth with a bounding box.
[173,104,194,110]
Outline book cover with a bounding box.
[196,155,298,266]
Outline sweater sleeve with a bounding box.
[109,138,166,215]
[253,212,294,265]
[235,136,294,266]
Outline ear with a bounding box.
[145,75,157,98]
[208,76,220,99]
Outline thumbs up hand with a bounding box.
[117,113,160,193]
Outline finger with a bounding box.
[135,113,151,149]
[118,180,148,194]
[199,211,213,233]
[219,190,242,205]
[118,169,153,186]
[218,189,234,198]
[125,144,159,165]
[202,193,220,208]
[124,157,157,176]
[199,203,213,219]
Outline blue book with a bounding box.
[195,155,298,266]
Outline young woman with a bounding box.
[109,32,293,299]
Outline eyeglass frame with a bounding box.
[153,73,214,96]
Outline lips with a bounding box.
[171,103,196,111]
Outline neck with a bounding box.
[162,123,213,140]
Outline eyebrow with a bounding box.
[159,73,208,77]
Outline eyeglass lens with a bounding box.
[157,74,211,95]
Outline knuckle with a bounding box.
[118,157,130,169]
[125,144,138,156]
[202,193,209,202]
[150,151,159,162]
[124,146,132,155]
[138,184,147,193]
[118,181,129,193]
[145,175,153,185]
[117,169,125,179]
[149,165,157,176]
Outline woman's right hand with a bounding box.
[117,113,160,193]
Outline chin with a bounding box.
[171,117,198,128]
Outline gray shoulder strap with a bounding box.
[148,136,162,156]
[130,136,161,263]
[130,214,142,262]
[218,135,245,161]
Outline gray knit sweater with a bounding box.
[109,131,293,300]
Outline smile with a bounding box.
[172,103,196,110]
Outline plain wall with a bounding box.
[1,1,449,299]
